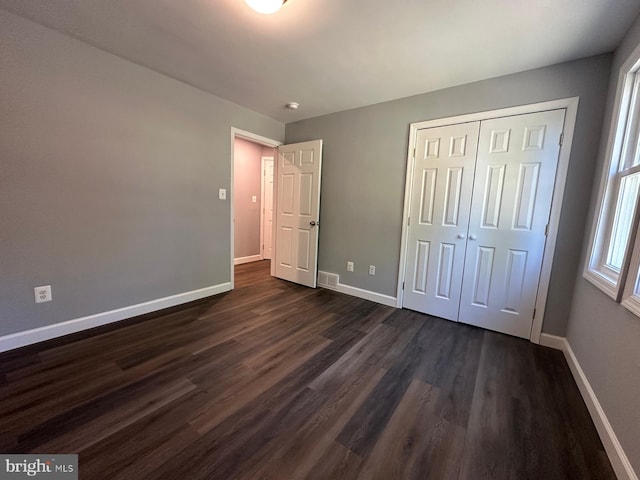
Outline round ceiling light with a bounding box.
[286,102,300,110]
[245,0,287,14]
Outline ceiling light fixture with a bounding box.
[245,0,287,14]
[286,102,300,110]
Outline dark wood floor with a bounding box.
[0,261,615,479]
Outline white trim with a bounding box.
[556,337,639,480]
[530,97,579,343]
[271,146,279,278]
[260,156,274,260]
[234,254,263,265]
[621,295,640,317]
[538,333,566,350]
[622,221,640,315]
[395,97,580,346]
[0,283,232,353]
[230,128,282,289]
[584,42,640,300]
[231,128,282,148]
[321,281,397,307]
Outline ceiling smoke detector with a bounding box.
[286,102,300,110]
[245,0,288,14]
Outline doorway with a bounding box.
[230,129,324,290]
[230,128,281,288]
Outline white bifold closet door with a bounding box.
[403,109,565,338]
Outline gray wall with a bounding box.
[286,54,612,336]
[0,10,284,337]
[234,138,263,259]
[565,15,640,474]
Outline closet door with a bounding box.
[403,122,480,321]
[458,109,565,338]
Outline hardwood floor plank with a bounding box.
[357,379,466,480]
[187,335,331,435]
[0,261,617,480]
[14,373,196,453]
[305,441,364,480]
[78,391,205,480]
[336,325,426,457]
[246,363,387,480]
[148,386,328,480]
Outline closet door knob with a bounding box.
[469,234,477,241]
[457,233,466,239]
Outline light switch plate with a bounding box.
[219,188,227,200]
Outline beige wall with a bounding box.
[234,138,264,259]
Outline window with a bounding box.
[585,52,640,315]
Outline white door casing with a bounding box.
[397,99,578,343]
[274,140,323,287]
[402,122,481,321]
[458,109,565,338]
[401,110,565,338]
[261,158,274,260]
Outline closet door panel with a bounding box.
[458,109,565,338]
[403,122,480,321]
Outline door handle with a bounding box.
[457,233,466,239]
[309,221,318,226]
[469,234,477,240]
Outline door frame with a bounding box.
[260,156,275,260]
[396,97,579,344]
[230,128,282,289]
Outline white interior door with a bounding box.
[274,140,323,287]
[262,158,274,260]
[458,109,565,338]
[402,122,480,321]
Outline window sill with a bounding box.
[621,294,640,318]
[583,268,619,301]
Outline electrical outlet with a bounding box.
[34,285,52,303]
[346,261,354,272]
[252,195,257,203]
[218,188,227,200]
[369,265,376,275]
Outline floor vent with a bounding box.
[318,271,339,288]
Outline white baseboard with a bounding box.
[546,335,638,480]
[0,282,232,353]
[321,281,397,308]
[539,333,566,350]
[234,254,262,265]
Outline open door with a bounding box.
[273,140,323,287]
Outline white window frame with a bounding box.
[584,44,640,314]
[623,229,640,316]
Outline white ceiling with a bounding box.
[1,0,639,122]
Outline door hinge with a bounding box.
[413,148,416,159]
[545,224,549,236]
[402,281,405,290]
[559,133,564,146]
[533,308,536,319]
[408,217,411,226]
